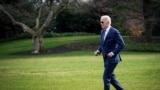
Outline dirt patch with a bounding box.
[12,42,99,55]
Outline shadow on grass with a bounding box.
[11,42,98,55]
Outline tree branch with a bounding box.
[39,2,65,35]
[35,6,42,29]
[0,5,34,35]
[0,5,16,24]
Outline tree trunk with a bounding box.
[32,35,45,53]
[143,0,153,42]
[143,18,153,42]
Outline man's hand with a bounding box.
[107,52,114,58]
[94,50,100,56]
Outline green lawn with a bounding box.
[0,36,160,90]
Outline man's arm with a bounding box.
[112,30,125,55]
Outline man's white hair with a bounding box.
[101,15,111,25]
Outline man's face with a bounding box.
[100,18,109,29]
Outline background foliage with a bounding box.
[0,0,160,41]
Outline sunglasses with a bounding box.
[100,21,104,24]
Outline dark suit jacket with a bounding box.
[98,26,125,63]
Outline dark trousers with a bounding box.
[103,62,124,90]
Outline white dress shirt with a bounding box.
[104,25,111,40]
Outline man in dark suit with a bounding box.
[94,15,125,90]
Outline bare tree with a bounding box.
[0,0,66,53]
